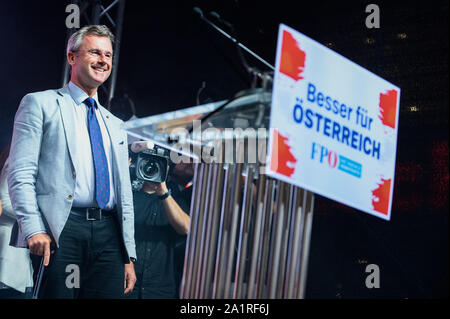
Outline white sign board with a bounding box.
[267,24,400,220]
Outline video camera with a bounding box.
[129,141,171,190]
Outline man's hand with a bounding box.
[27,233,53,266]
[124,262,137,294]
[146,181,168,196]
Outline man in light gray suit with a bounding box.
[7,25,136,298]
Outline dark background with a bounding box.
[0,0,448,298]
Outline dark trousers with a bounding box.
[0,287,33,299]
[35,212,126,299]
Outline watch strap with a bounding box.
[158,189,171,200]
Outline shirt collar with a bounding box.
[68,81,100,108]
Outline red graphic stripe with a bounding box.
[279,30,306,81]
[379,89,398,129]
[270,129,297,177]
[371,178,391,215]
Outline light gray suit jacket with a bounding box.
[7,85,136,261]
[0,159,34,293]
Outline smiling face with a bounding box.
[67,35,113,96]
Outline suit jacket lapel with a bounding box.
[56,86,77,168]
[57,88,123,186]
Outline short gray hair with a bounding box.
[67,25,114,55]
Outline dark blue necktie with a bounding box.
[84,97,110,209]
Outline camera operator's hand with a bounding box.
[144,181,168,196]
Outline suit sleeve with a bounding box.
[0,159,14,219]
[7,94,47,239]
[0,159,18,220]
[119,126,136,260]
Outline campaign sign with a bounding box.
[267,24,400,220]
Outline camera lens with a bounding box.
[141,160,160,179]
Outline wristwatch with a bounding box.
[158,189,171,200]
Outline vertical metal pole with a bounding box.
[199,162,225,298]
[212,163,232,298]
[292,188,308,298]
[284,187,304,298]
[267,182,286,298]
[61,59,71,87]
[223,148,244,298]
[107,0,126,109]
[193,164,213,298]
[91,0,101,24]
[61,29,72,87]
[196,163,216,297]
[233,165,254,298]
[188,163,210,298]
[180,163,197,298]
[181,163,203,298]
[256,178,276,298]
[61,0,79,87]
[275,183,295,298]
[247,174,266,298]
[297,192,315,299]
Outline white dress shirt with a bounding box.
[68,81,116,210]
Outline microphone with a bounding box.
[209,11,233,31]
[208,11,220,19]
[208,10,250,74]
[193,7,203,18]
[207,10,262,83]
[192,6,273,71]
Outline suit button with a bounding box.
[68,194,73,200]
